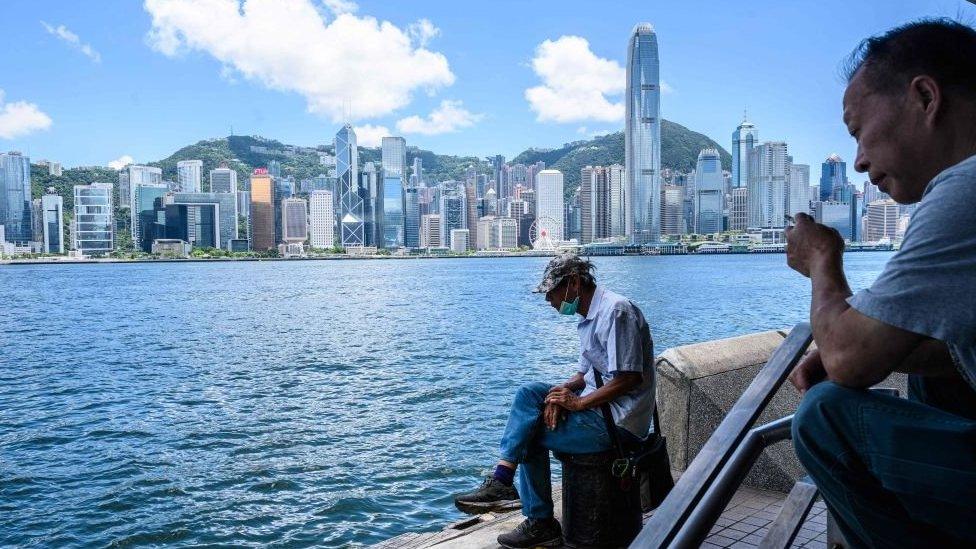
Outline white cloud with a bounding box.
[0,90,53,139]
[107,155,134,170]
[525,35,624,123]
[41,21,102,63]
[352,124,389,147]
[321,0,357,14]
[408,19,439,47]
[576,126,588,135]
[396,100,482,135]
[143,0,455,122]
[661,80,674,95]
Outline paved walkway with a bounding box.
[374,485,829,549]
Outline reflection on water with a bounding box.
[0,253,891,547]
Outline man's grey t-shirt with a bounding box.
[577,287,656,438]
[848,153,976,390]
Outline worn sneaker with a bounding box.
[453,476,521,514]
[497,517,563,549]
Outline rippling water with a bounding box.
[0,253,892,547]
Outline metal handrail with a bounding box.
[630,322,813,549]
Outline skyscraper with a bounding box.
[492,155,506,198]
[308,190,335,249]
[729,187,748,231]
[40,193,64,254]
[693,149,723,234]
[361,161,383,248]
[210,165,238,194]
[607,164,626,237]
[177,160,203,193]
[748,142,789,228]
[865,199,900,241]
[580,166,610,244]
[536,170,565,242]
[820,154,847,201]
[335,124,364,248]
[660,185,685,236]
[282,197,308,243]
[249,169,274,251]
[403,186,421,248]
[381,136,406,247]
[439,190,465,248]
[787,163,811,216]
[464,182,478,250]
[732,116,759,189]
[73,183,114,255]
[420,213,442,248]
[625,23,661,244]
[0,151,32,243]
[132,183,168,251]
[121,165,162,209]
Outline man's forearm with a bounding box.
[562,372,585,392]
[578,374,640,409]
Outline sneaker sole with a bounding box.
[497,535,563,549]
[454,498,522,515]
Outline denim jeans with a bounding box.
[792,381,976,547]
[499,382,612,519]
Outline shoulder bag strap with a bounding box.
[593,369,625,461]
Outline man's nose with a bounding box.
[853,146,869,173]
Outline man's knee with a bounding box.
[792,381,864,462]
[515,382,550,405]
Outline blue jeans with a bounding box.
[499,382,612,519]
[793,381,976,547]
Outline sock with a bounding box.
[493,464,515,486]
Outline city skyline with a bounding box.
[2,1,973,173]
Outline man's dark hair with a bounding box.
[845,18,976,100]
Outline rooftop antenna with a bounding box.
[230,124,234,137]
[742,108,748,123]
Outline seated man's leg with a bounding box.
[499,382,553,465]
[793,381,976,547]
[517,406,612,519]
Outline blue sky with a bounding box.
[2,0,974,178]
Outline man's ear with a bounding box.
[909,75,942,126]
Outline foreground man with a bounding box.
[786,19,976,547]
[453,254,654,549]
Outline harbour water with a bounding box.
[0,253,892,547]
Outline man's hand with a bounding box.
[543,402,565,430]
[789,348,827,395]
[785,213,845,277]
[545,386,585,411]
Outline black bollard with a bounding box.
[556,450,642,549]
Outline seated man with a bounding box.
[453,254,655,549]
[785,19,976,547]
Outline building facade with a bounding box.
[420,213,442,248]
[308,190,335,249]
[132,183,169,251]
[820,154,847,201]
[73,183,114,255]
[177,160,203,193]
[40,193,64,253]
[335,125,364,248]
[580,166,610,244]
[209,165,238,194]
[729,187,748,231]
[787,162,811,216]
[249,170,275,251]
[625,23,662,244]
[120,165,162,209]
[535,169,565,242]
[381,136,406,247]
[732,117,759,189]
[660,185,685,236]
[693,149,724,234]
[282,197,308,243]
[0,152,32,244]
[865,198,900,241]
[747,142,789,228]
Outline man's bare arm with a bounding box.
[561,372,586,392]
[545,372,642,411]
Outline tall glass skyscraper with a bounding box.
[820,154,847,201]
[732,116,759,189]
[748,142,789,228]
[73,183,114,255]
[0,152,32,244]
[625,23,661,244]
[381,136,406,247]
[249,170,275,251]
[693,149,724,234]
[335,124,364,248]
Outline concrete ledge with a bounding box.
[656,329,906,492]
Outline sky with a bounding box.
[2,0,975,179]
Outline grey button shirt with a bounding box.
[577,286,656,437]
[848,153,976,390]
